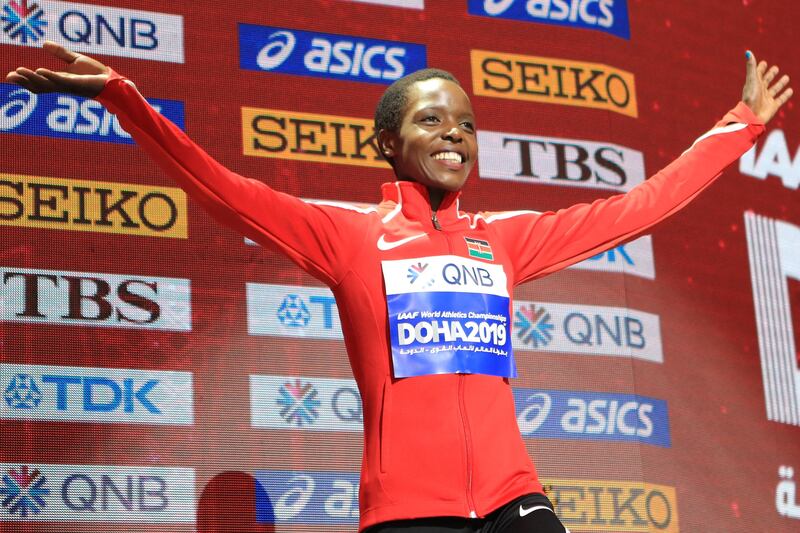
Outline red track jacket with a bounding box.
[97,69,765,531]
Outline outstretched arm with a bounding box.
[7,42,369,286]
[487,52,792,286]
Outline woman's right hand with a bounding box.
[6,41,109,98]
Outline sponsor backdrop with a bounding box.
[1,0,798,531]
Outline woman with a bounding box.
[7,42,791,532]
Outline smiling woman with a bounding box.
[5,39,792,533]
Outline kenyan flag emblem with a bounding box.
[464,237,493,261]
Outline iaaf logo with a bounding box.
[740,129,800,190]
[0,83,185,143]
[1,363,193,425]
[514,388,671,447]
[469,0,630,39]
[745,213,800,426]
[0,463,195,522]
[238,23,426,84]
[513,300,663,362]
[0,0,184,63]
[477,130,645,192]
[0,266,191,331]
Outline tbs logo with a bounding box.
[239,24,427,84]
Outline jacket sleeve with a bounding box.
[484,102,765,286]
[95,69,371,287]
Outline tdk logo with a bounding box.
[0,84,185,143]
[1,363,193,425]
[0,0,184,63]
[468,0,630,39]
[238,23,426,84]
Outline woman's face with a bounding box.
[380,78,478,192]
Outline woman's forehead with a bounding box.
[406,78,473,113]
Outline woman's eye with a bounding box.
[461,121,475,130]
[423,116,439,123]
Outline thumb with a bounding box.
[745,50,757,80]
[42,40,80,64]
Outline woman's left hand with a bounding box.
[742,51,793,123]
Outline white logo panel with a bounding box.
[478,130,645,192]
[1,363,193,425]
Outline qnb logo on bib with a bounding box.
[238,23,427,85]
[382,255,515,378]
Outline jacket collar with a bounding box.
[380,181,461,227]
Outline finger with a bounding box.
[42,40,80,64]
[36,67,82,87]
[757,60,768,77]
[745,50,757,78]
[763,65,779,85]
[776,87,794,107]
[12,67,58,93]
[769,74,790,96]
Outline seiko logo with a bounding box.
[471,49,637,117]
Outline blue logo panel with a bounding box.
[0,84,185,144]
[238,24,427,84]
[387,291,515,378]
[467,0,630,39]
[514,388,671,447]
[254,470,360,525]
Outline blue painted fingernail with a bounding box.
[745,50,752,59]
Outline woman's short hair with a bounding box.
[374,68,460,133]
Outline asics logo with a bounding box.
[519,504,551,517]
[376,233,425,251]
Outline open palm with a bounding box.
[742,51,793,123]
[6,41,109,98]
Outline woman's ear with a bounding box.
[378,128,396,159]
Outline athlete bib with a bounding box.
[382,255,516,378]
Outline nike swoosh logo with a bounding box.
[377,233,425,251]
[519,504,551,517]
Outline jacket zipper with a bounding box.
[458,375,477,517]
[431,211,442,230]
[432,199,475,517]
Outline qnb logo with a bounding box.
[239,23,426,85]
[745,213,800,426]
[740,129,800,191]
[3,373,42,409]
[406,262,428,284]
[511,301,663,363]
[0,1,184,63]
[1,0,47,43]
[514,304,554,348]
[0,466,49,517]
[277,379,321,427]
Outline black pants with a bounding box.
[364,493,568,533]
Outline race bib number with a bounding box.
[382,255,515,378]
